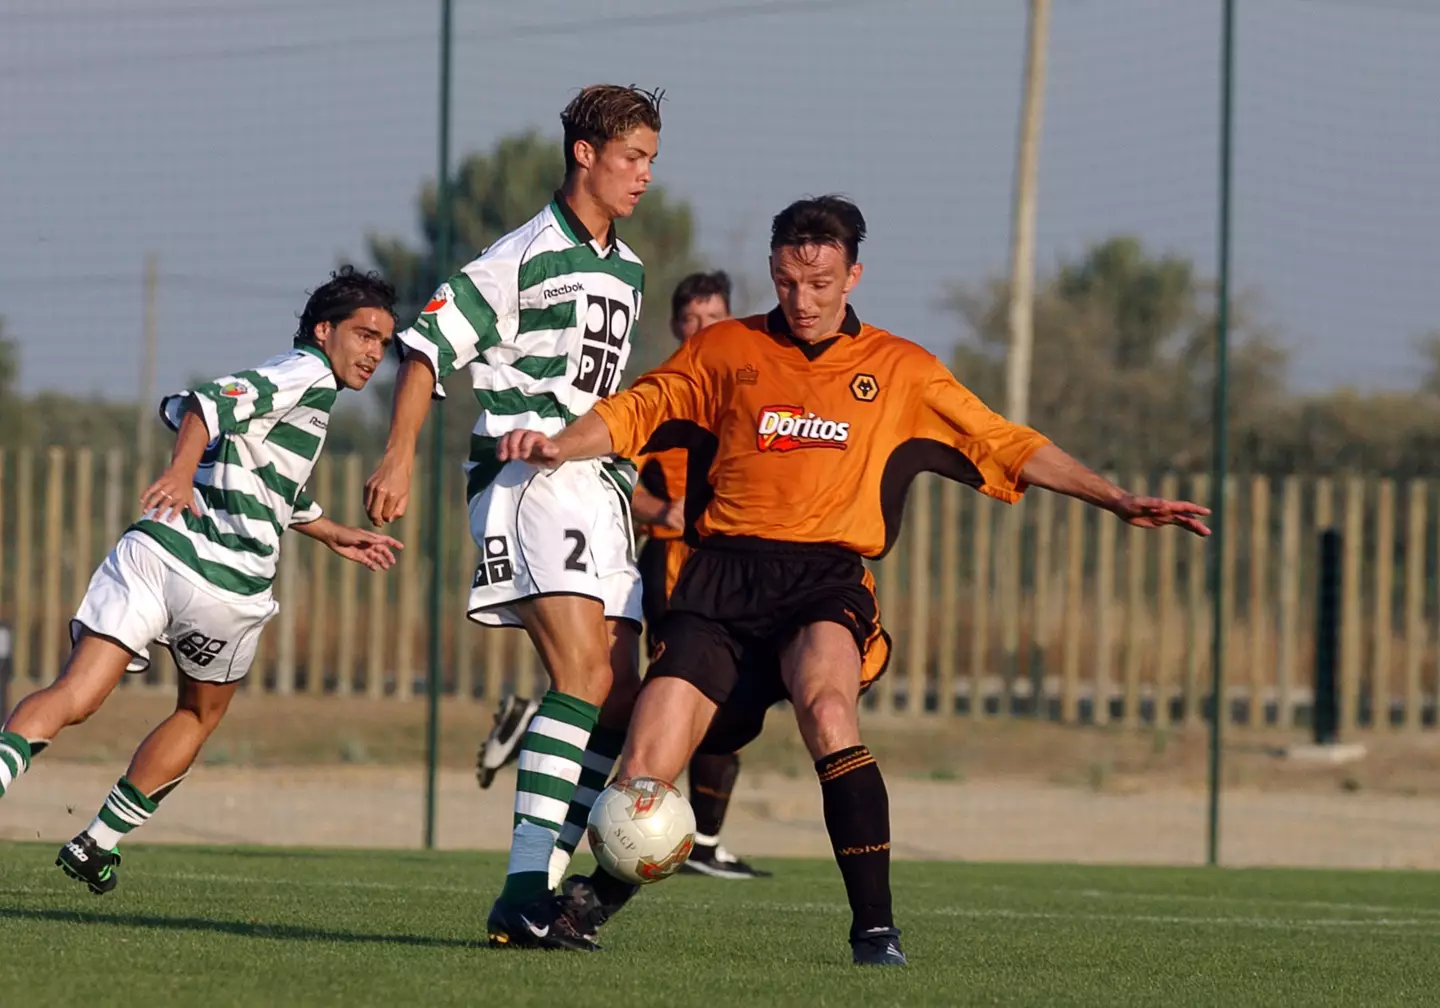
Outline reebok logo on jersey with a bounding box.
[756,406,850,452]
[542,281,585,300]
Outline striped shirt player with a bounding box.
[0,268,402,896]
[75,346,339,679]
[396,191,646,630]
[365,85,665,950]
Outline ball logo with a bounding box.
[614,776,669,819]
[423,286,450,314]
[756,406,850,452]
[636,835,695,881]
[219,381,249,398]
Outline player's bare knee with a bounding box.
[49,680,109,726]
[617,677,713,784]
[521,596,619,702]
[619,741,691,786]
[538,636,614,703]
[795,689,861,757]
[571,654,616,705]
[175,681,237,733]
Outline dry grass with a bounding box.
[36,686,1440,799]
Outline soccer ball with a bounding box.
[587,776,696,885]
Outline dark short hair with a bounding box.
[670,270,732,323]
[769,195,867,266]
[296,266,396,345]
[561,85,664,174]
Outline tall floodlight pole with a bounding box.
[137,252,159,465]
[1001,0,1050,708]
[1004,0,1049,429]
[424,0,454,851]
[1207,0,1236,869]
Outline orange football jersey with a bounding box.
[592,307,1050,558]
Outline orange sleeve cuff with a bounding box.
[979,431,1051,504]
[590,395,642,460]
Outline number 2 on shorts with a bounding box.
[564,529,588,572]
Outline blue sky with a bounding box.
[1,0,1436,401]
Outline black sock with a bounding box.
[689,751,741,839]
[589,863,640,910]
[815,744,893,938]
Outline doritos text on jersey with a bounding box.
[756,406,850,452]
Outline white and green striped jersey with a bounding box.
[128,343,338,598]
[397,193,644,500]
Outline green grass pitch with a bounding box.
[2,842,1438,1007]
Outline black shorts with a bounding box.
[647,536,892,754]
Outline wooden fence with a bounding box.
[1,446,1436,731]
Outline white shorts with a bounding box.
[466,458,642,628]
[71,534,279,684]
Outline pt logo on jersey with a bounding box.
[573,294,630,398]
[174,632,228,668]
[850,373,880,402]
[472,536,514,587]
[756,406,851,453]
[219,382,249,399]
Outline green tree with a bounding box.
[0,319,132,451]
[1415,330,1440,400]
[1250,389,1440,477]
[945,236,1287,476]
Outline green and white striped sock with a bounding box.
[499,690,598,905]
[86,776,159,851]
[555,725,625,860]
[0,732,33,797]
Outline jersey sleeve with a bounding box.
[396,254,517,399]
[590,337,717,460]
[921,360,1050,504]
[291,486,324,526]
[166,358,329,441]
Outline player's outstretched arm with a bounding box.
[292,515,403,571]
[365,353,437,526]
[1020,443,1211,537]
[140,397,209,522]
[494,411,615,468]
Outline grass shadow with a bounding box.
[0,906,481,950]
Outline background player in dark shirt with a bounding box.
[498,197,1209,964]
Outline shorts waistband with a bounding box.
[697,535,861,562]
